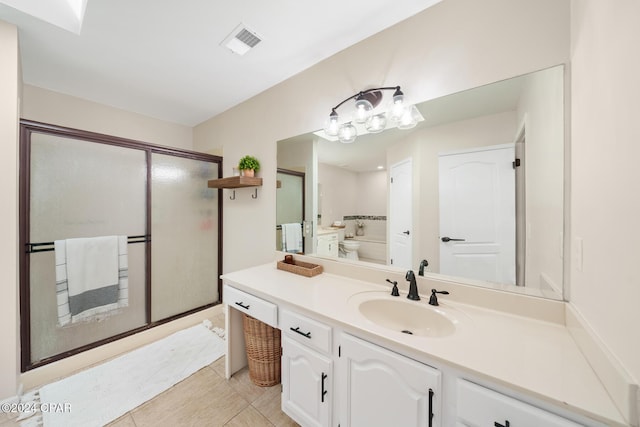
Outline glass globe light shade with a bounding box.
[390,99,406,122]
[323,111,340,137]
[338,123,357,144]
[365,113,387,134]
[354,96,374,124]
[396,105,420,130]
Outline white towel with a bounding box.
[281,223,303,253]
[54,236,129,326]
[66,236,119,297]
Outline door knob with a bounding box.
[402,230,410,235]
[441,237,465,242]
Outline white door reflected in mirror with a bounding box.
[389,158,413,269]
[439,144,516,285]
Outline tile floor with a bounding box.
[1,310,299,427]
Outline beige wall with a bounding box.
[356,170,387,217]
[193,0,571,274]
[22,85,193,150]
[570,0,640,383]
[0,20,20,402]
[318,163,358,227]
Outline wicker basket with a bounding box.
[242,313,281,387]
[277,259,323,277]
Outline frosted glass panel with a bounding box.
[28,134,147,363]
[30,134,146,241]
[29,246,147,362]
[276,172,304,225]
[151,154,219,321]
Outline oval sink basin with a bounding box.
[357,298,457,337]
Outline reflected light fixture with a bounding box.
[323,86,419,143]
[338,122,357,144]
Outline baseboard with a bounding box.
[566,304,639,426]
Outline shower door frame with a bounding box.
[276,168,306,251]
[19,119,223,372]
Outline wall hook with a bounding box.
[229,190,236,200]
[252,188,258,199]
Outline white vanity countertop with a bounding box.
[316,227,341,235]
[221,262,626,426]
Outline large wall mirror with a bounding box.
[277,65,565,300]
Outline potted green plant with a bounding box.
[238,155,260,177]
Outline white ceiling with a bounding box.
[0,0,442,126]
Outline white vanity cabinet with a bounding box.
[316,232,338,257]
[223,272,613,427]
[280,309,333,427]
[339,333,442,427]
[456,380,586,427]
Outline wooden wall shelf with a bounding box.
[208,176,263,189]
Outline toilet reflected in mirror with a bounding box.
[339,239,360,260]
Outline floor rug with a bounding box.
[19,322,225,427]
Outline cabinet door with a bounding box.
[281,336,332,427]
[340,333,441,427]
[317,233,338,257]
[316,236,331,257]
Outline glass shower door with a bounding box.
[27,133,148,365]
[21,120,223,370]
[150,153,220,321]
[276,169,305,252]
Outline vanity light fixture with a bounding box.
[323,86,419,143]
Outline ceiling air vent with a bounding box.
[221,23,262,56]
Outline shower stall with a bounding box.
[19,120,222,371]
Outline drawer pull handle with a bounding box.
[234,301,250,310]
[321,372,328,402]
[428,388,434,427]
[494,421,510,427]
[290,326,312,339]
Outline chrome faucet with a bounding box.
[418,259,429,276]
[406,270,420,300]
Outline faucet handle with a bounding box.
[429,289,450,306]
[386,279,399,296]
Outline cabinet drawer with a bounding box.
[281,309,332,354]
[457,380,583,427]
[223,284,277,327]
[319,233,338,241]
